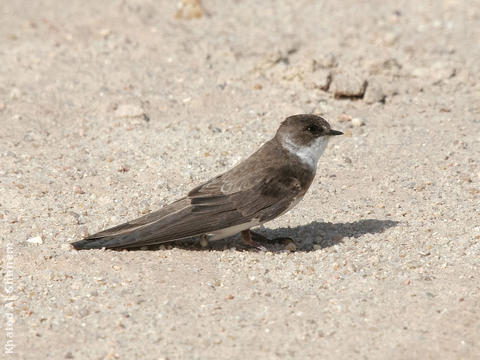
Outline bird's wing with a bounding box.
[71,165,305,250]
[81,197,190,239]
[188,165,305,220]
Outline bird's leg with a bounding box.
[250,230,294,244]
[241,230,267,251]
[249,230,269,243]
[200,234,209,247]
[247,230,297,251]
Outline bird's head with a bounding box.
[276,114,343,168]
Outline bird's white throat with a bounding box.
[282,136,329,169]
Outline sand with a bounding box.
[1,0,479,359]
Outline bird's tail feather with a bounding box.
[71,234,139,250]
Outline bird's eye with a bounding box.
[306,125,321,133]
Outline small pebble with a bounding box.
[61,243,73,251]
[351,118,365,127]
[364,80,386,104]
[175,0,204,19]
[312,53,337,69]
[412,63,456,83]
[98,28,111,38]
[337,114,352,123]
[27,236,43,245]
[73,185,84,194]
[78,308,89,318]
[10,87,21,99]
[331,72,367,98]
[76,226,89,238]
[306,70,332,91]
[383,32,399,45]
[114,104,146,119]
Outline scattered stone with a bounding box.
[24,132,34,142]
[282,66,302,81]
[411,67,428,78]
[76,226,89,238]
[331,73,367,99]
[27,236,43,245]
[208,125,222,133]
[255,43,299,74]
[313,244,322,251]
[73,185,84,194]
[272,43,300,65]
[10,87,21,99]
[118,165,130,173]
[78,308,89,318]
[306,69,332,91]
[61,243,73,251]
[369,58,402,75]
[312,53,337,69]
[344,157,353,165]
[68,211,87,225]
[364,80,386,104]
[114,104,148,120]
[315,100,332,114]
[383,32,399,45]
[175,0,204,19]
[337,113,352,123]
[412,62,456,83]
[98,28,111,38]
[431,62,456,83]
[351,118,365,127]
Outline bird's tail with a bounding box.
[71,236,127,250]
[70,198,190,250]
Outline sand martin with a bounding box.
[72,114,342,250]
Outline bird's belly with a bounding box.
[207,219,261,241]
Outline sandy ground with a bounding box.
[1,0,480,359]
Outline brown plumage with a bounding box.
[71,114,342,250]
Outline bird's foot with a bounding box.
[240,230,297,252]
[240,230,268,251]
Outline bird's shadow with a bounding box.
[138,218,399,253]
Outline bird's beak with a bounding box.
[328,129,343,136]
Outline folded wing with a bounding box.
[72,151,306,249]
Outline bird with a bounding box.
[71,114,343,250]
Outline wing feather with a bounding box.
[72,140,314,250]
